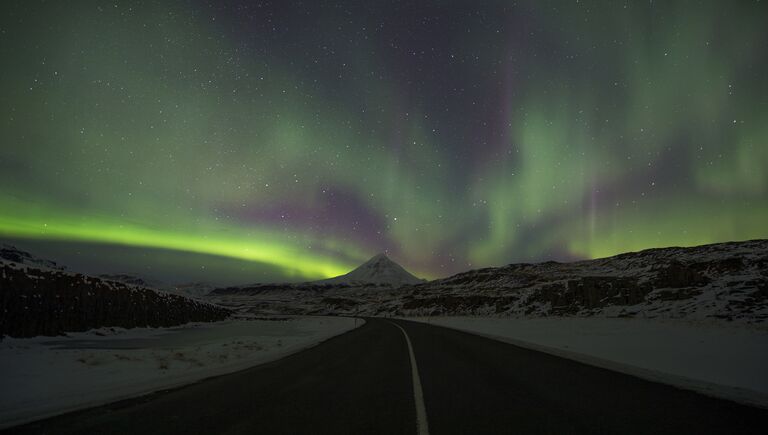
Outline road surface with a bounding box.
[6,318,768,434]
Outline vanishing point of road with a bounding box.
[7,318,768,435]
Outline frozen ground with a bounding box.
[410,316,768,408]
[0,316,361,428]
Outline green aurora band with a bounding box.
[0,1,766,281]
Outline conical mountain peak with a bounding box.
[363,252,394,265]
[316,253,424,286]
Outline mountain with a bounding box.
[97,273,163,289]
[208,254,426,300]
[97,275,214,298]
[315,253,425,286]
[210,239,768,324]
[389,239,768,322]
[0,247,231,337]
[166,282,215,298]
[0,244,64,271]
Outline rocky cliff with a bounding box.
[1,262,231,338]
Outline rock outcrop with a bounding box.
[1,263,231,338]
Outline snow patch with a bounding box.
[410,316,768,408]
[0,316,361,428]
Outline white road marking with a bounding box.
[390,321,430,435]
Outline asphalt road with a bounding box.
[6,318,768,434]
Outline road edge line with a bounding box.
[389,321,430,435]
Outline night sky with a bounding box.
[1,1,766,284]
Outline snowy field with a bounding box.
[410,316,768,408]
[0,316,361,428]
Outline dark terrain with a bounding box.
[0,261,230,338]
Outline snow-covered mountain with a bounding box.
[315,253,424,286]
[97,275,214,299]
[0,244,64,271]
[392,239,768,322]
[166,282,215,298]
[211,253,424,300]
[210,239,768,324]
[97,273,163,289]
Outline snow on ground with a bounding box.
[410,316,768,408]
[0,316,361,428]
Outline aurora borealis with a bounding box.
[1,1,766,284]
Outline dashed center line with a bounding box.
[389,321,430,435]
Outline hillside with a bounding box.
[210,240,768,323]
[395,239,767,321]
[0,247,231,338]
[0,244,64,271]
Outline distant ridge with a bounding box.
[0,244,64,271]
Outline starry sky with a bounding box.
[1,1,766,285]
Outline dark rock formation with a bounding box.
[653,261,709,288]
[0,264,231,338]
